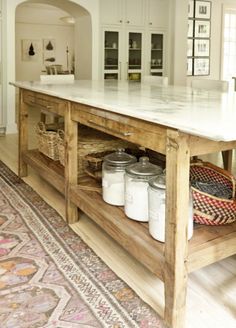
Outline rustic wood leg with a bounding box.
[18,89,28,177]
[222,150,233,172]
[64,102,78,223]
[164,130,190,328]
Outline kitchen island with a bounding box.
[12,80,236,328]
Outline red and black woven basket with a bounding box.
[190,161,236,225]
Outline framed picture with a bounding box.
[188,0,194,18]
[194,20,210,38]
[194,39,210,56]
[187,58,193,76]
[188,19,194,38]
[21,39,41,62]
[187,39,193,57]
[194,58,210,75]
[43,39,56,64]
[195,1,211,19]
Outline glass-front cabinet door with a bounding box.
[150,33,164,76]
[103,30,120,80]
[127,32,143,81]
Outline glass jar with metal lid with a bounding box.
[102,149,137,206]
[124,157,162,222]
[148,174,193,242]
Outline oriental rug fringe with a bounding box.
[0,161,164,328]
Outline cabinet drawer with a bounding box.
[72,103,166,153]
[22,90,67,116]
[22,90,36,106]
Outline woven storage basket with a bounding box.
[36,122,63,161]
[57,125,134,178]
[190,161,236,225]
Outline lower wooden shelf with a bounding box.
[22,149,236,278]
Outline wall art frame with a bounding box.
[21,39,41,62]
[195,0,211,19]
[43,39,56,64]
[187,0,211,76]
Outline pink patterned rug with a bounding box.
[0,161,164,328]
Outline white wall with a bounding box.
[4,0,99,134]
[168,0,188,86]
[75,15,92,79]
[16,4,75,81]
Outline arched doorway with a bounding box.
[4,0,99,133]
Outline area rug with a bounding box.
[0,161,164,328]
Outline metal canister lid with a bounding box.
[125,156,162,177]
[103,148,136,167]
[149,174,166,189]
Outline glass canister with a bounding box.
[102,149,137,206]
[124,157,162,222]
[148,174,193,242]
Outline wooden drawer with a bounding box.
[22,90,67,116]
[22,90,36,106]
[71,103,167,154]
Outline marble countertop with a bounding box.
[11,80,236,142]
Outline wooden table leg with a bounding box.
[64,102,78,223]
[222,150,233,172]
[18,89,28,177]
[164,130,190,328]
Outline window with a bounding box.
[222,10,236,80]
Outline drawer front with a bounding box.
[22,90,67,116]
[35,94,60,112]
[72,103,166,153]
[22,90,36,106]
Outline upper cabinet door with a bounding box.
[147,0,169,29]
[100,0,123,25]
[125,0,145,27]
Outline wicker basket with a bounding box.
[190,161,236,225]
[57,125,134,178]
[36,122,62,160]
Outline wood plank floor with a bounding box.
[0,109,235,328]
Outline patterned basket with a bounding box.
[57,125,134,178]
[36,122,62,161]
[190,161,236,225]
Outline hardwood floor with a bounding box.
[0,110,235,328]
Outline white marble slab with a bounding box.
[10,80,236,142]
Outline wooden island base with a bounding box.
[17,88,236,328]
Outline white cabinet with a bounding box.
[102,28,144,81]
[103,29,122,80]
[146,32,165,76]
[124,0,145,27]
[100,0,168,81]
[147,0,169,29]
[100,0,123,26]
[100,0,145,27]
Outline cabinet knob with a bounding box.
[119,19,122,23]
[127,20,130,24]
[149,22,152,25]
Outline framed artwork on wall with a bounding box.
[194,20,210,38]
[43,39,56,64]
[194,39,210,56]
[22,39,41,62]
[187,58,193,76]
[187,39,193,57]
[195,0,211,19]
[188,20,194,38]
[187,0,211,76]
[194,58,210,75]
[188,0,194,18]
